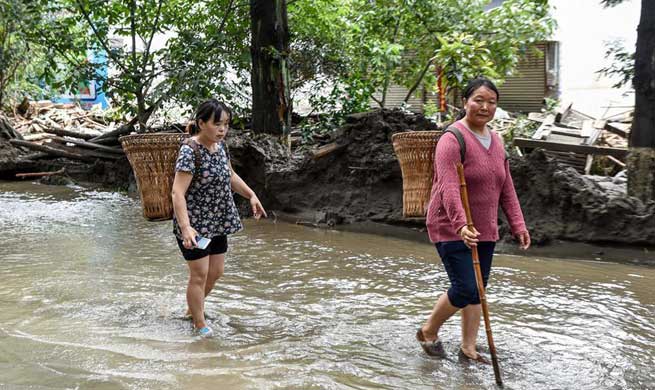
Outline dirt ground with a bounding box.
[229,109,655,249]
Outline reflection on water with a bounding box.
[0,181,654,390]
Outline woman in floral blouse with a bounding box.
[171,99,266,338]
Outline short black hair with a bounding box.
[186,99,232,135]
[462,77,499,100]
[454,77,500,120]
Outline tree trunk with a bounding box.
[627,0,655,202]
[250,0,291,137]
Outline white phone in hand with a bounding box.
[195,236,211,250]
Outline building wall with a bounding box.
[371,84,439,113]
[550,0,639,118]
[371,1,640,117]
[496,42,549,113]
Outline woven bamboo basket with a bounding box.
[391,131,442,217]
[120,133,188,221]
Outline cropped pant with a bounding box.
[435,240,496,308]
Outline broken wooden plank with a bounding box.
[584,155,594,175]
[312,142,348,159]
[527,112,548,122]
[604,122,630,138]
[531,114,556,140]
[554,101,572,123]
[513,138,628,159]
[607,155,626,168]
[16,168,66,178]
[22,133,49,142]
[581,120,594,138]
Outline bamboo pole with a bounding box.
[456,162,503,386]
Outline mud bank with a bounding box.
[231,109,655,254]
[2,109,654,258]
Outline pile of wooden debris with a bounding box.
[4,101,138,163]
[509,102,631,175]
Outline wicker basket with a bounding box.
[120,133,188,221]
[391,131,442,217]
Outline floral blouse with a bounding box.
[173,140,242,239]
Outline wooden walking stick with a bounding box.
[456,162,503,386]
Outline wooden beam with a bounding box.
[607,155,626,167]
[47,135,125,155]
[16,168,66,178]
[35,118,97,140]
[9,139,96,162]
[554,101,572,123]
[46,141,121,160]
[312,142,348,159]
[531,114,556,140]
[604,122,630,138]
[513,138,628,159]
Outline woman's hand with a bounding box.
[181,226,199,249]
[458,225,480,248]
[250,195,267,220]
[517,230,531,250]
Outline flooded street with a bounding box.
[1,181,654,390]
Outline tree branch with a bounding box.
[404,58,434,103]
[141,0,164,74]
[130,0,137,72]
[74,0,129,73]
[370,94,383,108]
[218,0,237,33]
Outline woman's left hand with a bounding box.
[517,231,531,250]
[250,195,267,220]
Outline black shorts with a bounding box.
[176,235,228,261]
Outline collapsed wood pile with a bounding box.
[508,102,631,175]
[4,101,137,164]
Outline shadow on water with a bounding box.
[0,181,654,389]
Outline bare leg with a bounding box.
[461,303,482,357]
[187,256,209,329]
[205,253,225,297]
[421,292,460,341]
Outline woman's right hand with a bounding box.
[458,225,480,248]
[181,226,199,249]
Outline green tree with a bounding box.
[603,0,655,201]
[0,0,93,109]
[164,0,252,118]
[0,0,32,108]
[58,0,189,129]
[287,0,554,116]
[250,0,291,136]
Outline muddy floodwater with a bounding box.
[1,181,654,390]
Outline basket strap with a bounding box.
[182,138,202,183]
[444,125,466,163]
[444,124,509,163]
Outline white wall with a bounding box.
[550,0,639,118]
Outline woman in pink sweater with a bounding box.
[416,77,530,363]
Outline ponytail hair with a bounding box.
[185,121,198,135]
[186,98,232,136]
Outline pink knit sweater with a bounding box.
[426,121,527,243]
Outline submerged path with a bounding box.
[1,181,653,389]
